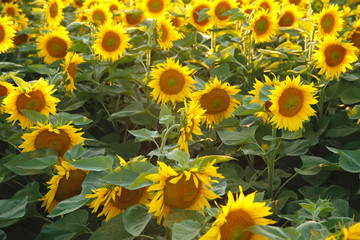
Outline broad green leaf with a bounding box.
[20,110,48,125]
[210,178,226,196]
[0,62,23,69]
[248,225,300,240]
[195,155,235,166]
[90,215,134,240]
[13,182,42,203]
[281,139,318,157]
[127,167,158,189]
[27,64,56,75]
[108,102,145,120]
[338,149,360,173]
[196,8,210,22]
[17,155,58,170]
[128,129,160,142]
[57,96,88,111]
[69,156,113,171]
[67,42,88,53]
[159,104,173,126]
[295,155,341,175]
[166,209,205,228]
[172,220,202,240]
[275,190,298,213]
[0,197,27,220]
[296,221,327,240]
[166,149,190,167]
[217,126,258,146]
[123,205,153,236]
[340,87,360,104]
[232,103,262,116]
[35,210,88,240]
[64,144,85,160]
[0,230,5,240]
[54,112,93,125]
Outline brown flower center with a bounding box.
[0,25,5,42]
[50,2,58,18]
[215,1,231,21]
[351,28,360,49]
[34,129,71,155]
[109,4,118,12]
[171,17,181,28]
[0,85,8,97]
[14,34,29,46]
[93,10,106,24]
[278,87,304,117]
[324,44,346,67]
[54,169,87,202]
[159,24,168,41]
[159,69,185,95]
[254,17,269,35]
[321,13,334,33]
[279,11,295,27]
[219,209,255,240]
[200,88,230,114]
[110,188,146,210]
[101,31,121,52]
[6,7,16,16]
[147,0,164,13]
[289,0,301,5]
[16,90,46,113]
[67,62,77,80]
[46,37,68,58]
[126,12,143,26]
[193,4,210,26]
[260,2,270,11]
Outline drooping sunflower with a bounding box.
[170,15,186,28]
[3,78,60,129]
[349,19,360,55]
[92,23,130,62]
[278,4,302,28]
[249,9,278,44]
[87,3,113,25]
[208,0,237,27]
[315,4,344,39]
[36,26,72,64]
[60,52,85,93]
[178,100,206,153]
[0,16,15,54]
[141,0,169,19]
[86,156,151,222]
[44,0,65,28]
[41,161,88,213]
[122,8,145,27]
[187,0,213,33]
[2,2,22,17]
[192,77,240,127]
[19,122,85,160]
[255,0,280,14]
[0,81,14,113]
[156,16,184,50]
[313,36,358,80]
[148,58,196,105]
[146,161,223,225]
[269,75,318,132]
[199,186,276,240]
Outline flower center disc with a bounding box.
[171,17,181,28]
[102,31,121,52]
[255,17,269,35]
[50,3,58,18]
[14,34,29,46]
[147,0,164,13]
[110,188,145,210]
[321,14,335,33]
[110,4,118,12]
[215,2,231,21]
[193,5,210,26]
[219,209,255,240]
[351,28,360,49]
[159,24,168,41]
[200,88,230,114]
[67,62,77,79]
[279,12,294,27]
[6,7,15,16]
[159,69,185,95]
[46,37,68,58]
[54,169,87,202]
[16,90,46,112]
[93,10,106,24]
[0,85,8,97]
[34,129,71,155]
[290,0,301,5]
[126,12,142,25]
[0,25,5,42]
[260,2,270,11]
[278,87,304,117]
[164,174,201,209]
[265,100,272,113]
[325,44,346,67]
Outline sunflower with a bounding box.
[255,0,280,14]
[44,0,65,28]
[122,8,145,27]
[41,161,88,213]
[326,222,360,240]
[148,58,196,104]
[242,4,256,16]
[170,15,186,28]
[19,122,85,161]
[208,0,237,27]
[313,36,358,80]
[36,27,72,64]
[62,0,72,7]
[60,52,85,93]
[87,3,113,25]
[73,0,84,8]
[249,9,278,43]
[269,75,318,132]
[192,77,240,127]
[156,16,184,50]
[86,156,151,222]
[349,19,360,55]
[187,0,213,33]
[282,0,307,9]
[13,13,29,32]
[199,186,275,240]
[108,0,123,12]
[315,4,344,39]
[178,100,206,153]
[92,22,130,62]
[2,2,22,17]
[0,81,15,113]
[278,4,302,28]
[141,0,169,19]
[0,16,15,54]
[3,78,60,129]
[146,161,223,225]
[82,0,100,9]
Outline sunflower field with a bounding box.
[1,0,360,239]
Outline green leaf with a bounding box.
[166,209,205,228]
[296,221,327,240]
[340,87,360,104]
[281,139,318,157]
[166,149,190,167]
[295,155,341,175]
[67,42,88,53]
[259,84,275,102]
[172,220,202,240]
[35,210,88,240]
[210,178,226,196]
[123,205,153,236]
[90,215,134,240]
[64,144,85,160]
[69,156,113,171]
[217,126,258,146]
[338,149,360,173]
[128,129,160,142]
[248,225,300,240]
[54,112,93,125]
[0,197,27,220]
[195,155,235,166]
[0,230,5,240]
[27,64,56,75]
[0,62,23,69]
[20,110,48,125]
[232,103,262,116]
[16,155,58,170]
[159,104,173,126]
[196,8,210,22]
[108,102,145,120]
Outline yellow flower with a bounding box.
[315,4,344,39]
[178,101,206,152]
[278,4,302,28]
[60,52,85,94]
[187,0,213,33]
[0,16,15,54]
[0,80,15,113]
[82,0,101,9]
[148,58,196,104]
[41,161,88,213]
[141,0,170,19]
[326,222,360,240]
[282,0,307,9]
[313,36,358,80]
[200,186,275,240]
[122,8,145,27]
[146,161,223,225]
[349,19,360,55]
[87,3,113,25]
[19,122,85,160]
[170,15,186,28]
[36,26,73,64]
[44,0,65,28]
[92,22,130,62]
[13,13,29,32]
[192,77,240,127]
[2,2,22,17]
[3,78,60,129]
[208,0,238,27]
[269,75,318,132]
[255,0,281,14]
[72,0,84,8]
[156,16,184,50]
[249,9,278,44]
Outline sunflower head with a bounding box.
[255,0,281,14]
[156,16,184,50]
[208,0,237,27]
[278,4,302,28]
[249,9,278,43]
[315,4,344,39]
[2,2,22,17]
[87,3,113,25]
[45,0,65,28]
[187,0,213,33]
[122,8,146,27]
[60,52,85,94]
[141,0,169,19]
[349,19,360,55]
[0,16,16,54]
[0,80,15,113]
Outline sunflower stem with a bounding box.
[211,27,216,53]
[165,226,172,240]
[273,172,299,200]
[158,124,177,161]
[267,126,280,199]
